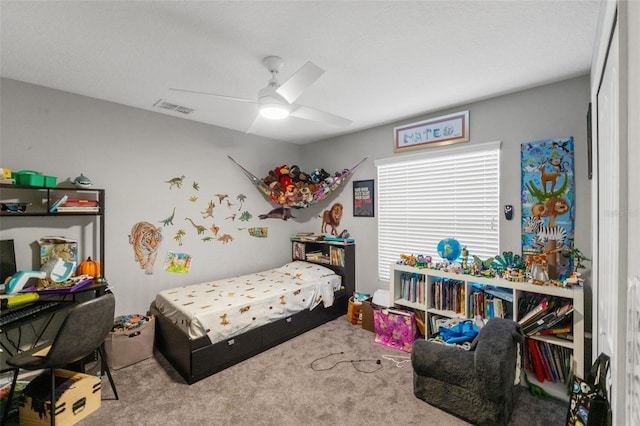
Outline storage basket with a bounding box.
[104,315,155,370]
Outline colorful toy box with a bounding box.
[38,237,78,267]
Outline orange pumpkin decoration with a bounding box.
[78,256,101,277]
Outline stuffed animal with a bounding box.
[263,170,283,193]
[299,186,313,203]
[310,168,330,183]
[263,170,277,185]
[289,165,301,182]
[290,165,310,185]
[298,169,310,183]
[276,165,293,191]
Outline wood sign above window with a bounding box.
[394,110,469,152]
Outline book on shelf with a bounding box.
[62,198,99,207]
[523,302,573,335]
[55,206,100,212]
[292,242,305,260]
[400,272,425,304]
[290,233,323,242]
[551,344,566,383]
[518,297,550,327]
[305,251,329,264]
[432,278,464,314]
[329,246,345,267]
[469,286,512,319]
[49,194,68,212]
[482,286,513,302]
[539,342,557,382]
[527,338,546,383]
[534,324,571,336]
[526,337,572,385]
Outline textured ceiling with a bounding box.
[0,1,601,144]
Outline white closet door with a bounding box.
[596,19,620,421]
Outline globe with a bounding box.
[437,238,462,261]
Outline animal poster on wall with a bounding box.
[164,251,191,273]
[129,221,163,275]
[521,137,575,281]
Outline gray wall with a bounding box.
[0,78,312,315]
[1,76,592,324]
[302,75,592,325]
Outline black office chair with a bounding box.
[1,293,118,426]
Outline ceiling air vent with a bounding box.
[153,99,194,115]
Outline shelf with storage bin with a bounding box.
[389,263,584,401]
[0,183,106,275]
[0,184,103,216]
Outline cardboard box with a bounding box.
[361,300,376,332]
[104,316,155,370]
[38,237,78,267]
[19,369,101,426]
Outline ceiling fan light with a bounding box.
[259,104,290,120]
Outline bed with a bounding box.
[151,260,353,384]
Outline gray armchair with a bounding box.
[411,317,524,426]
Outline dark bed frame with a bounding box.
[151,265,354,384]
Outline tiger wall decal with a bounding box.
[129,221,163,275]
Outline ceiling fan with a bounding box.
[170,56,352,131]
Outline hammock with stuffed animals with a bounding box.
[228,156,366,209]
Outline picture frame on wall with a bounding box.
[393,110,469,152]
[353,179,374,217]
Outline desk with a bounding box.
[0,281,108,356]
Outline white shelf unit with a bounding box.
[389,263,584,401]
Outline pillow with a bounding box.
[276,261,337,281]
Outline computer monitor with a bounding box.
[0,239,17,283]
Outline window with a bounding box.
[376,141,500,282]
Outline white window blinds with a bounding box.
[376,141,501,282]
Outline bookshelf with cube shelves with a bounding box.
[389,263,584,401]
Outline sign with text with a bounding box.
[394,110,469,152]
[353,179,374,217]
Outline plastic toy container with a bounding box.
[43,175,57,187]
[13,170,56,187]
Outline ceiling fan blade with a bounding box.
[276,61,324,104]
[245,115,262,134]
[169,88,256,103]
[290,105,353,128]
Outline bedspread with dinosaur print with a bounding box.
[154,262,341,343]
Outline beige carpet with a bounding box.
[7,316,567,425]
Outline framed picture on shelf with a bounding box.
[353,179,374,217]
